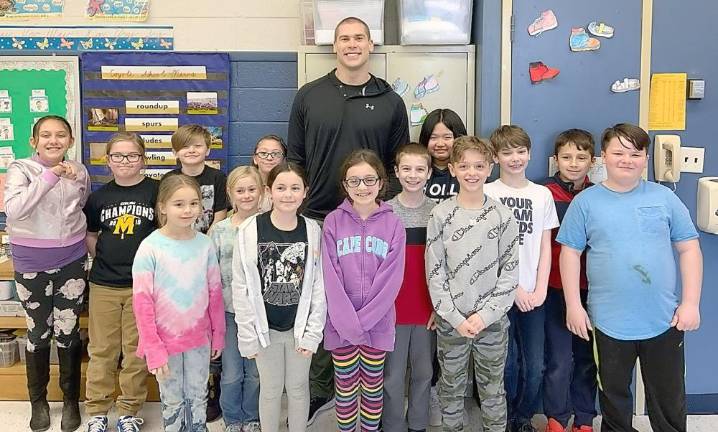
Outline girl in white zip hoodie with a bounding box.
[232,161,326,432]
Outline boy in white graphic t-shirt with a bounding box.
[484,125,559,432]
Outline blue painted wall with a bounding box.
[510,0,642,181]
[652,0,718,399]
[475,0,718,405]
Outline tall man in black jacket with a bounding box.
[287,16,410,423]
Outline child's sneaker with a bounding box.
[529,61,560,84]
[572,425,593,432]
[569,28,600,52]
[242,421,262,432]
[87,416,108,432]
[528,9,558,36]
[587,21,614,38]
[116,416,144,432]
[225,423,243,432]
[545,418,566,432]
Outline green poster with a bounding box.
[0,69,68,168]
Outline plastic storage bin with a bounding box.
[399,0,473,45]
[0,333,18,367]
[312,0,385,45]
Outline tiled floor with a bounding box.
[2,399,716,431]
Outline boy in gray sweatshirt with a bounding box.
[426,136,519,432]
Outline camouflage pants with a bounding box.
[436,314,509,432]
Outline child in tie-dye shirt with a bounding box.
[132,174,225,432]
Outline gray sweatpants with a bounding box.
[255,329,312,432]
[436,315,509,432]
[383,325,436,432]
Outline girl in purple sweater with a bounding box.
[322,149,406,432]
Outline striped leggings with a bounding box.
[332,345,386,432]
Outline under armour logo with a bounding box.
[365,103,375,110]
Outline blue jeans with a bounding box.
[221,312,260,426]
[158,344,210,432]
[543,288,597,428]
[504,304,545,425]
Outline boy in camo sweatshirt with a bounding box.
[426,136,518,432]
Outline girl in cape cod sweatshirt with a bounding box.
[322,149,406,432]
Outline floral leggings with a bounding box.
[14,256,87,352]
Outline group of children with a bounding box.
[4,110,701,432]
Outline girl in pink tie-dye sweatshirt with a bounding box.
[132,174,225,430]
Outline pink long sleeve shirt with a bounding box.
[132,230,225,370]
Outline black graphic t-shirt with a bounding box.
[84,177,159,287]
[256,212,307,332]
[425,165,459,203]
[167,165,228,233]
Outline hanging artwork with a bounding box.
[86,0,149,21]
[0,0,64,20]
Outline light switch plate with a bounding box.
[681,147,705,173]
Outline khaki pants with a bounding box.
[84,284,148,416]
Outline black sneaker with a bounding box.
[307,396,335,425]
[206,372,222,423]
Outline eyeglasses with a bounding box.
[254,151,284,160]
[108,153,142,163]
[343,176,380,188]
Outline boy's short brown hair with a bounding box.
[171,124,211,153]
[394,142,432,168]
[554,129,595,157]
[450,136,494,164]
[490,125,531,153]
[601,123,650,153]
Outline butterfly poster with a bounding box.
[86,0,149,21]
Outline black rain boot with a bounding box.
[26,347,51,432]
[57,343,82,432]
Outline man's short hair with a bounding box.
[334,16,371,41]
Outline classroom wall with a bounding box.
[31,0,302,51]
[652,0,718,405]
[6,0,718,406]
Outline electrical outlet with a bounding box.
[681,147,705,173]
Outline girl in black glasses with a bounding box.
[252,134,287,212]
[83,132,159,432]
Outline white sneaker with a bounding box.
[429,386,442,427]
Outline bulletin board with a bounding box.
[510,0,643,180]
[80,52,230,186]
[0,56,82,171]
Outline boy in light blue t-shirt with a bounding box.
[557,123,703,432]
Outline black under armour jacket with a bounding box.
[288,70,409,220]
